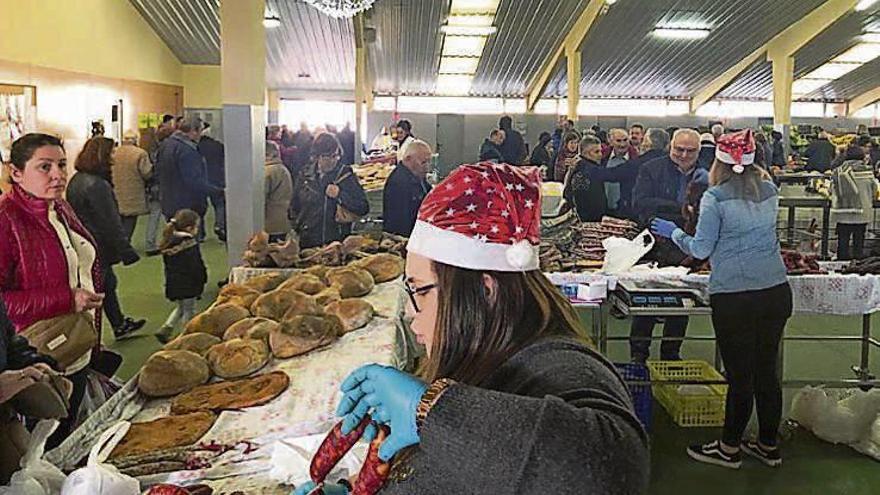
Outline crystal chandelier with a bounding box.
[301,0,376,18]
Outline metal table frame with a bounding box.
[779,196,831,260]
[581,292,880,388]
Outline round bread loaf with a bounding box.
[162,332,222,357]
[205,338,270,379]
[138,350,210,397]
[183,303,251,338]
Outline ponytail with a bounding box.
[158,209,200,251]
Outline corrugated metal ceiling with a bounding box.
[131,0,880,103]
[545,0,826,98]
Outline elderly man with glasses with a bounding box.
[628,128,708,364]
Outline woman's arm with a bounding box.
[91,181,139,265]
[671,191,721,259]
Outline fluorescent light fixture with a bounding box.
[856,0,878,11]
[442,35,487,57]
[833,42,880,63]
[606,0,619,4]
[441,25,497,36]
[803,62,861,80]
[446,14,495,26]
[862,32,880,43]
[792,78,831,96]
[436,74,473,95]
[263,15,281,28]
[450,0,500,13]
[652,28,711,39]
[439,56,481,74]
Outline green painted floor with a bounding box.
[105,214,880,495]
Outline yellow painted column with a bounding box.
[771,55,794,160]
[267,90,280,124]
[221,0,266,268]
[566,46,581,121]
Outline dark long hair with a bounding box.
[419,262,589,385]
[75,136,115,179]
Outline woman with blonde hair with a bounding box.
[651,129,791,469]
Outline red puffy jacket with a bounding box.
[0,185,104,332]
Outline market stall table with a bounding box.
[779,196,831,259]
[47,276,410,494]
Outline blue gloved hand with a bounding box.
[336,364,428,462]
[292,481,349,495]
[650,218,678,239]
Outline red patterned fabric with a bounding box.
[416,162,541,246]
[715,129,756,167]
[0,185,103,332]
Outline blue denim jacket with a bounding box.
[672,180,788,294]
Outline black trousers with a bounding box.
[102,265,125,329]
[837,223,866,261]
[630,316,688,361]
[45,368,88,449]
[710,283,792,447]
[121,215,137,242]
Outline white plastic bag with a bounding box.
[269,432,368,487]
[601,230,655,274]
[790,386,880,445]
[60,422,139,495]
[0,420,66,495]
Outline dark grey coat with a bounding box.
[381,337,650,494]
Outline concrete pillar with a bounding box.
[772,55,794,160]
[566,46,581,121]
[267,89,280,125]
[221,0,266,268]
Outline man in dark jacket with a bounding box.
[383,140,433,236]
[564,135,607,222]
[156,116,221,221]
[771,130,786,166]
[338,122,356,166]
[804,130,836,172]
[630,128,708,364]
[479,129,505,162]
[600,129,639,214]
[197,123,226,241]
[697,133,716,169]
[498,116,525,165]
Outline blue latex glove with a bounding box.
[336,364,428,462]
[650,218,678,239]
[292,481,348,495]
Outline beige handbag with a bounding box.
[333,171,363,224]
[21,312,98,370]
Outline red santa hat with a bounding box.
[407,162,542,272]
[716,129,756,174]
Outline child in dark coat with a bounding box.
[155,209,207,343]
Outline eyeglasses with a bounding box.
[673,146,699,155]
[404,279,436,313]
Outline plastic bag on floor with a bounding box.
[0,420,67,495]
[790,386,880,445]
[61,422,139,495]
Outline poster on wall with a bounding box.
[0,85,36,162]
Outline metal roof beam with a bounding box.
[848,86,880,116]
[525,0,605,112]
[690,0,858,114]
[354,13,373,110]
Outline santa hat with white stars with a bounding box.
[407,162,542,272]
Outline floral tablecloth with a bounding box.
[545,268,880,316]
[48,279,410,494]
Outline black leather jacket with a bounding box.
[0,300,56,373]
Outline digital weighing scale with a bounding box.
[610,279,712,317]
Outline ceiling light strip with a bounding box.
[436,0,500,95]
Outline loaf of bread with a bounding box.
[183,303,250,338]
[138,350,210,397]
[270,314,342,358]
[305,264,331,281]
[109,411,217,459]
[242,272,288,293]
[315,287,342,307]
[162,332,221,357]
[216,284,261,309]
[323,299,375,334]
[251,288,322,321]
[276,273,327,295]
[205,338,270,379]
[223,317,278,342]
[352,253,404,283]
[326,267,375,298]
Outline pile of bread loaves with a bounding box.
[242,232,407,269]
[137,252,405,398]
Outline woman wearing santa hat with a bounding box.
[651,129,791,470]
[295,163,649,494]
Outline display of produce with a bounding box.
[138,350,211,397]
[170,371,290,415]
[354,154,397,192]
[183,303,251,338]
[162,332,222,357]
[269,313,344,358]
[324,299,376,334]
[781,250,826,275]
[842,256,880,275]
[109,411,218,459]
[205,338,270,379]
[540,216,639,272]
[223,317,278,342]
[241,233,407,269]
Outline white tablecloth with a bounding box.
[48,279,410,494]
[545,269,880,316]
